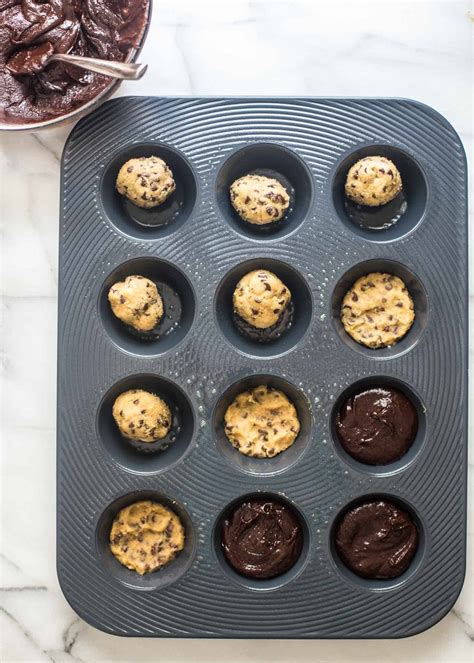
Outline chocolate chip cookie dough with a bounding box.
[345,156,402,207]
[233,270,291,330]
[112,389,172,442]
[335,500,418,579]
[341,273,414,348]
[116,157,176,209]
[336,386,418,465]
[224,386,300,458]
[110,500,185,575]
[108,275,163,332]
[230,174,290,225]
[221,498,303,579]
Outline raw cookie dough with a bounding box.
[116,156,176,209]
[109,500,185,575]
[345,156,402,207]
[233,270,291,329]
[229,174,290,225]
[108,275,163,332]
[341,272,414,349]
[224,385,300,458]
[112,389,172,442]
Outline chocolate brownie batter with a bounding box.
[221,498,303,579]
[335,500,418,579]
[335,386,418,465]
[0,0,149,124]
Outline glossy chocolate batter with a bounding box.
[221,498,303,579]
[335,386,418,465]
[0,0,149,124]
[335,500,419,579]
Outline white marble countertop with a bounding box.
[1,1,472,661]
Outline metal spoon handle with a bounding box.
[50,53,148,80]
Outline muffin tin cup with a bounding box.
[215,142,314,241]
[331,258,429,359]
[95,490,197,592]
[214,257,313,358]
[212,374,313,476]
[331,143,429,242]
[58,97,468,638]
[212,492,312,592]
[328,493,428,593]
[330,375,427,476]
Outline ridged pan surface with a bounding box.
[57,97,468,638]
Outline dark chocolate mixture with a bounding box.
[233,300,294,344]
[0,0,149,124]
[335,386,418,465]
[221,499,303,579]
[335,500,419,579]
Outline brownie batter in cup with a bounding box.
[335,386,418,465]
[335,500,418,580]
[0,0,149,125]
[221,498,303,579]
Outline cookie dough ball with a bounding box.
[230,174,290,225]
[345,156,402,207]
[110,500,185,575]
[112,389,172,442]
[108,275,163,332]
[341,273,414,349]
[116,156,176,209]
[233,270,291,329]
[224,385,300,458]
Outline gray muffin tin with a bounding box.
[57,97,468,638]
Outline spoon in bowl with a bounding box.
[6,43,147,80]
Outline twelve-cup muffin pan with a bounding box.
[57,97,468,638]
